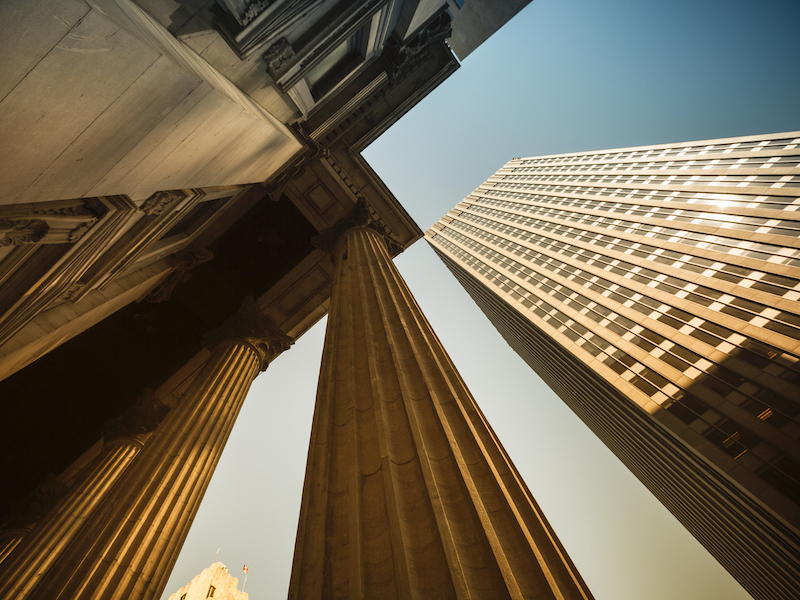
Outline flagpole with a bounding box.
[242,565,249,593]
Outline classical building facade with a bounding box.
[427,131,800,600]
[167,562,247,600]
[0,2,602,600]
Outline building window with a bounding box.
[305,27,365,100]
[207,585,216,598]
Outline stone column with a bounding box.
[0,437,144,596]
[290,220,594,599]
[0,528,29,564]
[0,385,167,599]
[26,298,291,600]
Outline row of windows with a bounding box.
[477,192,800,237]
[510,154,800,175]
[502,172,800,189]
[443,224,800,425]
[462,201,800,300]
[448,215,800,383]
[465,200,800,268]
[486,182,800,210]
[517,137,800,167]
[431,232,800,503]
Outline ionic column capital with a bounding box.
[202,297,293,371]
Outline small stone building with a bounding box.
[167,562,247,600]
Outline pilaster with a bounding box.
[25,298,291,600]
[289,223,593,598]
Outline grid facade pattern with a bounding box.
[426,132,800,600]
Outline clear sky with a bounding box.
[161,0,800,598]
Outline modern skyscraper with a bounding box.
[426,132,800,600]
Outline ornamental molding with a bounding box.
[140,190,187,216]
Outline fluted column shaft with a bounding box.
[290,226,594,600]
[27,301,285,600]
[0,528,29,565]
[0,437,144,597]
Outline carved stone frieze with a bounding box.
[140,190,187,217]
[0,219,50,247]
[311,197,402,258]
[202,297,294,370]
[145,245,214,303]
[31,204,96,218]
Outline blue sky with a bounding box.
[161,1,800,598]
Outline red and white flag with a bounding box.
[243,565,249,574]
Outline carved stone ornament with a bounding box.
[31,204,96,218]
[101,388,170,441]
[240,0,270,25]
[202,296,294,370]
[140,190,186,217]
[146,245,214,304]
[263,37,296,74]
[385,10,453,83]
[0,219,50,246]
[311,198,403,258]
[66,220,95,243]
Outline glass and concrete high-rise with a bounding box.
[426,132,800,600]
